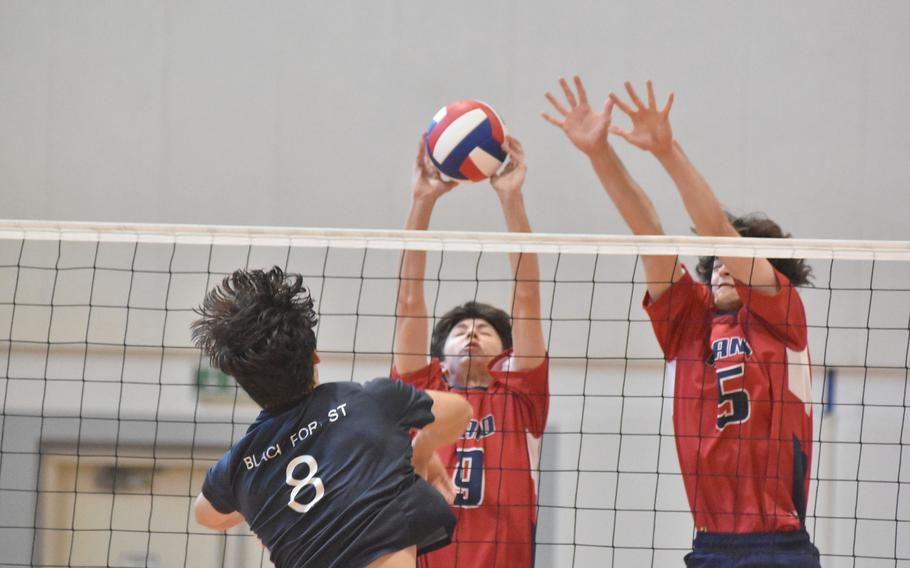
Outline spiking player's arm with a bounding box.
[609,81,778,294]
[193,495,244,531]
[394,135,457,374]
[412,390,473,477]
[544,76,683,300]
[489,136,547,370]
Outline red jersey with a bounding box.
[391,351,549,568]
[644,267,813,533]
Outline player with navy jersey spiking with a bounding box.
[190,267,473,568]
[546,77,821,566]
[392,134,549,568]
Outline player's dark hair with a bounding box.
[430,301,512,359]
[694,212,814,287]
[192,266,318,410]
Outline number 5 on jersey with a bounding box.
[716,363,750,430]
[453,448,484,507]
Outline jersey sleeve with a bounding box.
[643,267,712,360]
[390,359,447,390]
[500,357,550,438]
[201,450,238,514]
[364,377,436,430]
[734,268,808,350]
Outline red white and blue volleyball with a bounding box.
[425,100,507,182]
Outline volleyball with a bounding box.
[425,99,508,182]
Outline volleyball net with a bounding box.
[0,220,908,567]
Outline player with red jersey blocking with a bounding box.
[392,133,548,568]
[545,76,821,566]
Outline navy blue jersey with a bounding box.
[202,378,456,568]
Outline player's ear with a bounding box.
[312,351,321,365]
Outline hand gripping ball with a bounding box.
[425,100,507,182]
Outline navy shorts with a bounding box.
[684,530,821,567]
[347,478,456,568]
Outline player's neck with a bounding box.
[445,363,494,389]
[463,372,494,389]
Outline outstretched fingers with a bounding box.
[544,91,569,117]
[624,81,647,111]
[574,75,588,106]
[499,137,513,171]
[646,80,657,110]
[609,91,636,117]
[415,133,427,169]
[504,135,525,164]
[661,92,675,117]
[559,77,578,108]
[421,142,441,179]
[541,111,564,129]
[604,98,615,119]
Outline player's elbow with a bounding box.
[193,505,213,530]
[193,495,216,529]
[425,390,473,443]
[193,493,239,531]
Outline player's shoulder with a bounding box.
[392,358,445,383]
[490,351,549,376]
[314,377,417,404]
[654,265,710,302]
[362,376,415,398]
[322,380,364,395]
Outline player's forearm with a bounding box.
[497,190,532,234]
[414,391,473,457]
[590,144,683,299]
[656,143,778,289]
[496,191,540,299]
[397,196,436,313]
[193,494,245,531]
[405,193,438,232]
[209,511,245,531]
[396,250,426,317]
[497,191,545,363]
[394,197,434,370]
[654,142,737,238]
[589,145,665,236]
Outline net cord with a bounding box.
[1,220,909,261]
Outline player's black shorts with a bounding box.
[398,477,457,555]
[355,477,456,567]
[684,530,821,567]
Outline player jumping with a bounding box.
[545,76,820,567]
[392,134,549,567]
[191,267,473,568]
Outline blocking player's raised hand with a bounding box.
[490,135,527,197]
[397,134,454,375]
[543,75,614,156]
[412,133,457,202]
[609,81,675,156]
[488,133,546,371]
